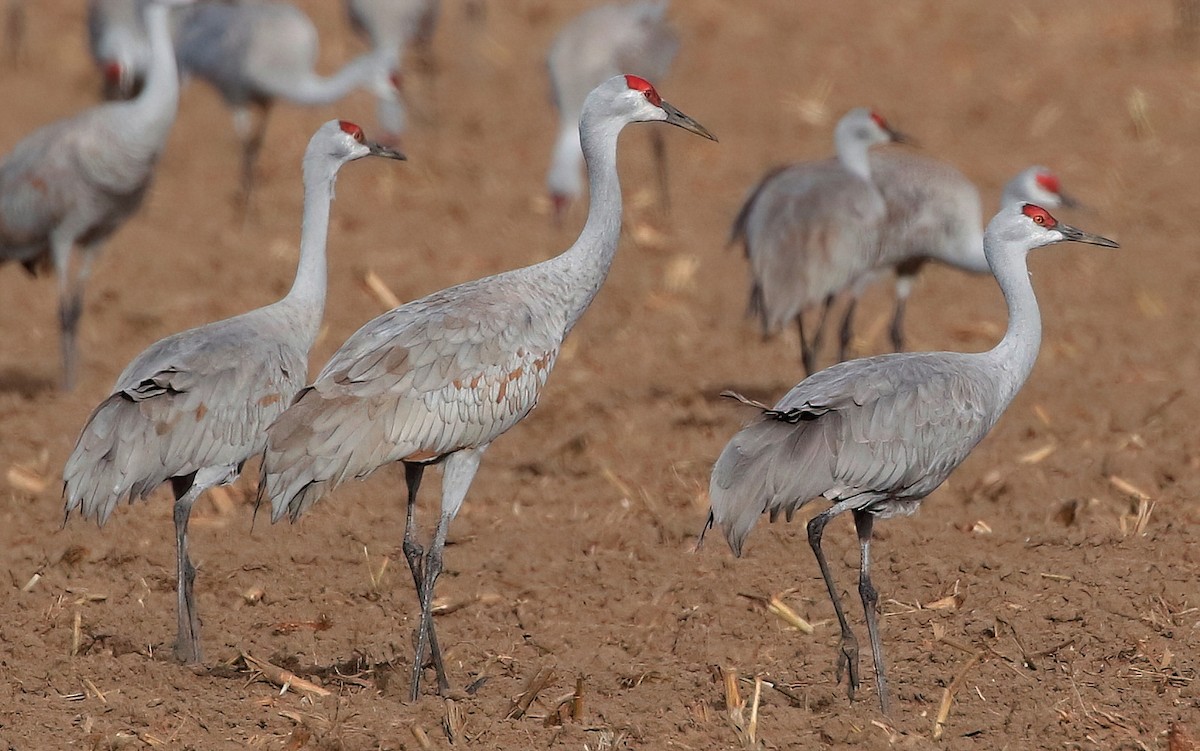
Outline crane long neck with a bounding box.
[281,157,335,345]
[277,49,388,106]
[985,240,1042,405]
[118,2,179,151]
[549,113,625,333]
[836,132,873,181]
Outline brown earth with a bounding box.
[1,1,1198,749]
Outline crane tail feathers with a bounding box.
[708,415,833,556]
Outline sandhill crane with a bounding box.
[258,75,715,700]
[176,0,402,211]
[88,0,150,100]
[730,108,908,374]
[701,203,1117,714]
[841,156,1080,355]
[345,0,440,137]
[63,121,404,663]
[546,0,678,222]
[0,0,185,390]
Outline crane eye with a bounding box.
[1034,214,1045,225]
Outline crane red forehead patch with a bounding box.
[1035,171,1061,194]
[624,75,662,107]
[338,120,366,143]
[870,111,889,130]
[1021,203,1058,228]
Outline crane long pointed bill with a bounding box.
[1059,223,1118,248]
[367,142,406,160]
[660,101,717,141]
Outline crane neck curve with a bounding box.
[548,111,626,334]
[276,48,390,106]
[117,2,179,155]
[281,154,336,346]
[984,238,1042,406]
[835,133,873,182]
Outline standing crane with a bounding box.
[0,0,185,390]
[345,0,440,138]
[63,121,405,663]
[840,155,1080,355]
[258,75,715,700]
[88,0,150,100]
[545,0,678,222]
[730,108,909,375]
[175,0,402,211]
[701,203,1117,714]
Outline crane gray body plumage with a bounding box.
[710,351,1005,556]
[64,306,310,527]
[730,108,903,373]
[0,0,180,388]
[735,157,887,336]
[265,272,567,522]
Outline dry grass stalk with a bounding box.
[362,546,389,594]
[443,699,466,745]
[6,464,47,494]
[1109,475,1156,536]
[738,591,815,634]
[721,667,764,749]
[240,652,331,697]
[71,610,82,656]
[362,270,402,310]
[933,651,984,740]
[21,572,41,592]
[572,677,584,722]
[81,677,108,704]
[1019,443,1056,464]
[432,592,503,616]
[767,594,815,633]
[505,666,556,720]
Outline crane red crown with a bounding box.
[338,121,366,143]
[1021,204,1058,228]
[1035,171,1061,194]
[625,75,662,107]
[869,111,889,130]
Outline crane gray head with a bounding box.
[549,75,715,222]
[837,108,910,149]
[1003,166,1079,210]
[987,203,1117,252]
[309,120,406,165]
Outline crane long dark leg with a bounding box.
[838,295,859,363]
[409,448,482,702]
[235,102,271,222]
[807,499,863,701]
[797,295,836,376]
[400,463,448,695]
[890,261,923,352]
[51,232,82,390]
[853,510,890,715]
[651,129,670,215]
[171,478,205,663]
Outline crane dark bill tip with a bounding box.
[661,101,717,141]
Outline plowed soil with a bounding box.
[1,1,1197,749]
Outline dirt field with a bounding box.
[1,1,1197,748]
